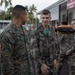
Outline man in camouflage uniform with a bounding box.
[67,19,75,75]
[30,9,57,75]
[57,33,74,75]
[55,21,75,75]
[0,5,32,75]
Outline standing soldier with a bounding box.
[0,5,32,75]
[56,21,75,75]
[66,19,75,75]
[30,9,57,75]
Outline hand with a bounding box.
[66,50,71,56]
[41,63,49,75]
[72,25,75,29]
[54,59,58,71]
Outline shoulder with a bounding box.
[2,22,15,34]
[34,25,42,35]
[48,25,54,31]
[0,23,15,43]
[30,26,42,39]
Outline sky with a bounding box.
[0,0,58,12]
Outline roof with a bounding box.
[37,0,66,15]
[0,20,11,23]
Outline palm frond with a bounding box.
[0,0,3,5]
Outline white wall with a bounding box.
[50,6,59,20]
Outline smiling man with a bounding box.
[31,9,57,75]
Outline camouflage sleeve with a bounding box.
[70,45,75,53]
[30,35,39,58]
[52,42,58,60]
[0,33,15,75]
[0,42,1,75]
[55,32,64,44]
[30,30,44,65]
[73,45,75,52]
[51,28,58,60]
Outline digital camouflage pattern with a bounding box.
[56,32,75,75]
[0,22,32,75]
[30,25,56,75]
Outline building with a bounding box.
[0,20,11,33]
[37,0,75,26]
[59,0,75,24]
[0,20,35,33]
[37,0,60,27]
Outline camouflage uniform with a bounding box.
[30,25,56,75]
[0,41,1,75]
[56,32,75,75]
[0,22,32,75]
[68,34,75,75]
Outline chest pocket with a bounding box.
[38,32,51,57]
[12,32,28,61]
[14,32,26,53]
[15,33,24,43]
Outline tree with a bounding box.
[5,6,13,20]
[0,6,13,20]
[28,12,35,24]
[7,6,13,14]
[25,6,29,13]
[0,0,12,8]
[25,4,37,24]
[30,4,37,12]
[0,0,12,19]
[0,11,6,20]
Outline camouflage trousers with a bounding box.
[59,58,75,75]
[68,54,75,75]
[69,65,75,75]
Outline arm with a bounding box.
[0,33,15,75]
[66,45,75,56]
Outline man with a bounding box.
[54,21,69,75]
[65,19,75,75]
[0,5,32,75]
[31,9,57,75]
[56,21,75,75]
[66,19,75,55]
[72,19,75,30]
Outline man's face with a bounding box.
[40,14,51,26]
[21,11,28,25]
[71,20,75,29]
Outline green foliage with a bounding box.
[0,0,12,20]
[0,3,38,23]
[5,14,12,20]
[7,6,13,14]
[0,11,6,20]
[0,0,12,8]
[0,6,13,20]
[25,4,37,24]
